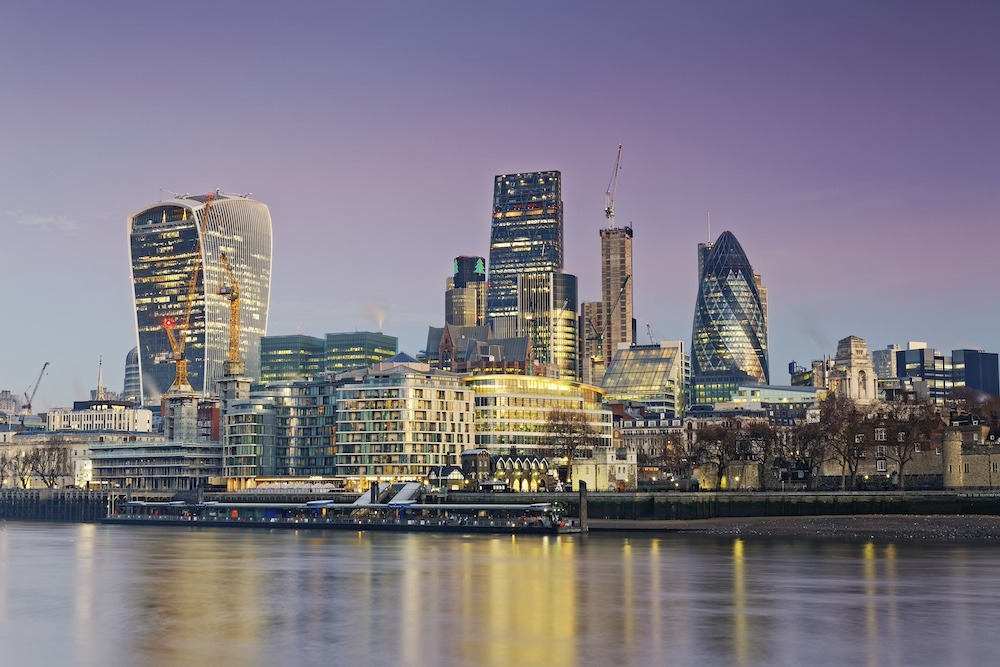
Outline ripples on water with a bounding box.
[2,522,1000,666]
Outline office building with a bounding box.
[127,192,272,405]
[601,341,690,418]
[324,331,398,373]
[486,171,563,338]
[691,231,769,404]
[518,271,579,380]
[123,347,141,405]
[259,334,325,384]
[445,256,487,326]
[464,375,611,460]
[890,343,999,402]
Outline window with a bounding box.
[875,428,887,442]
[876,459,887,473]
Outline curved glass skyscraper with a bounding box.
[691,231,768,404]
[128,193,272,405]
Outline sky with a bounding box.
[1,1,997,412]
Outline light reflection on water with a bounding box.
[2,523,1000,666]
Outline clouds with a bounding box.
[10,212,82,235]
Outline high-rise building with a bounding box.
[128,192,272,405]
[259,334,325,384]
[691,231,769,404]
[123,346,141,405]
[487,171,563,338]
[324,331,398,373]
[518,271,578,380]
[582,226,634,386]
[445,256,486,326]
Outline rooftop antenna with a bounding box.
[96,357,105,401]
[707,211,712,243]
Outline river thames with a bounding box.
[3,522,1000,666]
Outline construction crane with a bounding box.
[163,257,202,392]
[646,323,658,345]
[20,361,50,426]
[586,275,631,366]
[604,143,623,229]
[219,251,243,376]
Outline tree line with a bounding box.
[0,446,73,489]
[640,391,1000,491]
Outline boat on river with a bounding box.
[102,498,585,534]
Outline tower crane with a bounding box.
[162,194,213,393]
[604,143,622,229]
[219,251,243,376]
[20,361,50,426]
[163,257,202,393]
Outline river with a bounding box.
[2,522,999,666]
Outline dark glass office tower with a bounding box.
[691,231,768,404]
[486,171,563,338]
[128,193,272,405]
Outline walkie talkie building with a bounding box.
[127,193,272,405]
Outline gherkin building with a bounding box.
[691,231,768,404]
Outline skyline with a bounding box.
[2,1,998,411]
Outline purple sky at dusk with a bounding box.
[1,1,997,411]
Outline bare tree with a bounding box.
[784,421,829,490]
[30,445,72,489]
[819,393,870,490]
[546,409,602,482]
[879,401,941,490]
[691,424,741,489]
[9,451,34,488]
[0,450,11,487]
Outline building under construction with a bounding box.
[127,192,272,406]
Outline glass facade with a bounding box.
[691,231,768,404]
[259,334,325,384]
[601,341,690,417]
[518,271,578,380]
[324,332,398,373]
[465,375,611,457]
[128,194,272,405]
[487,171,563,335]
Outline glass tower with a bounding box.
[324,332,398,373]
[487,171,563,338]
[128,193,272,405]
[691,231,768,404]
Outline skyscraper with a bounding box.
[487,171,563,338]
[691,231,769,404]
[445,255,486,326]
[518,271,579,380]
[128,192,272,405]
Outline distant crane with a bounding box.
[646,323,658,345]
[219,251,243,376]
[20,361,50,427]
[586,275,631,366]
[604,143,623,229]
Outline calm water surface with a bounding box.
[2,522,1000,666]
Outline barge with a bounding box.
[102,498,585,534]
